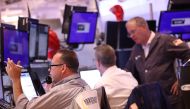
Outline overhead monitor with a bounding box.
[21,72,37,100]
[80,69,101,88]
[67,11,98,44]
[2,28,29,69]
[62,4,87,34]
[158,10,190,34]
[37,24,49,59]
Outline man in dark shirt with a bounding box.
[125,16,190,109]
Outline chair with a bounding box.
[125,82,171,109]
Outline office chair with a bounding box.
[125,82,171,109]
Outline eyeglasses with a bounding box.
[49,63,64,70]
[128,29,137,38]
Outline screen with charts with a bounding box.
[67,12,98,44]
[80,69,101,88]
[3,28,29,68]
[21,72,37,100]
[158,10,190,34]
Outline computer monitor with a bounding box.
[29,70,46,96]
[67,11,98,44]
[29,23,38,60]
[158,10,190,34]
[80,69,101,88]
[62,4,87,34]
[21,72,37,100]
[30,62,49,84]
[18,17,38,31]
[37,24,49,59]
[181,33,190,41]
[2,28,29,69]
[1,23,15,29]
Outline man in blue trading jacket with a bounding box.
[125,16,190,109]
[5,49,89,109]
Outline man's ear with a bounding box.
[61,64,67,73]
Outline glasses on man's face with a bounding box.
[128,29,137,38]
[49,63,64,70]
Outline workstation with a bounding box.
[0,0,190,109]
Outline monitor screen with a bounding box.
[158,10,190,34]
[62,4,87,34]
[37,24,49,59]
[29,23,38,60]
[80,69,101,88]
[21,72,37,100]
[3,28,29,68]
[181,33,190,41]
[67,12,98,44]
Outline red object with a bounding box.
[48,29,60,59]
[110,5,124,21]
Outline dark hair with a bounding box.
[94,44,116,67]
[57,49,79,73]
[128,16,149,29]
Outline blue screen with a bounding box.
[158,10,190,34]
[3,28,29,68]
[181,33,190,41]
[68,12,98,44]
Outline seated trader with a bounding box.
[125,16,190,109]
[5,49,89,109]
[94,44,138,109]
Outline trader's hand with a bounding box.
[5,58,22,81]
[170,80,179,96]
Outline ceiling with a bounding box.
[0,0,97,21]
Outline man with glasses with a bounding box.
[5,49,89,109]
[125,16,190,109]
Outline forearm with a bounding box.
[12,79,23,102]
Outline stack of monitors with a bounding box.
[29,23,49,61]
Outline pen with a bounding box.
[4,61,23,68]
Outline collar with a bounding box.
[103,65,117,76]
[53,74,80,87]
[143,31,155,46]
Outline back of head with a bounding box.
[57,49,79,73]
[128,16,149,29]
[95,44,116,68]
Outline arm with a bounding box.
[5,58,23,102]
